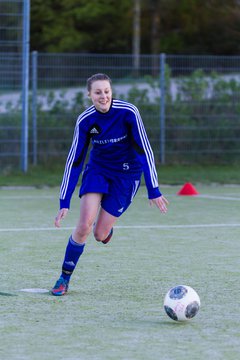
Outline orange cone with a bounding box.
[177,182,199,196]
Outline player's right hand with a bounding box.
[55,208,68,228]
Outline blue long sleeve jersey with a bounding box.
[60,99,162,209]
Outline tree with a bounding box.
[30,0,240,55]
[141,0,240,55]
[30,0,133,53]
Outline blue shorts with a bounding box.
[79,165,141,217]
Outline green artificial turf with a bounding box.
[0,185,240,360]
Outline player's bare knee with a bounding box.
[75,222,92,239]
[93,228,106,242]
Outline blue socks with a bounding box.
[61,235,85,281]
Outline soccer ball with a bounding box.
[163,285,200,321]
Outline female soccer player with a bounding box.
[51,73,168,296]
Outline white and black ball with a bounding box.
[164,285,200,321]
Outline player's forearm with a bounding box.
[59,165,81,209]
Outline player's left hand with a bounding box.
[149,195,169,213]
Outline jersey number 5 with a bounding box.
[123,162,130,171]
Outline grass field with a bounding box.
[0,184,240,360]
[1,163,240,186]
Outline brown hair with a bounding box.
[87,73,112,92]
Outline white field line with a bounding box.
[198,195,240,201]
[1,194,240,201]
[0,195,56,200]
[0,223,240,233]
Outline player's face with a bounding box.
[89,80,112,113]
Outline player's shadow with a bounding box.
[133,318,191,327]
[0,291,18,297]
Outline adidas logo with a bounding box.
[64,261,75,267]
[118,207,124,213]
[90,127,99,134]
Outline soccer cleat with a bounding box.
[102,228,113,244]
[51,277,69,296]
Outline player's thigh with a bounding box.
[94,208,117,238]
[76,193,102,228]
